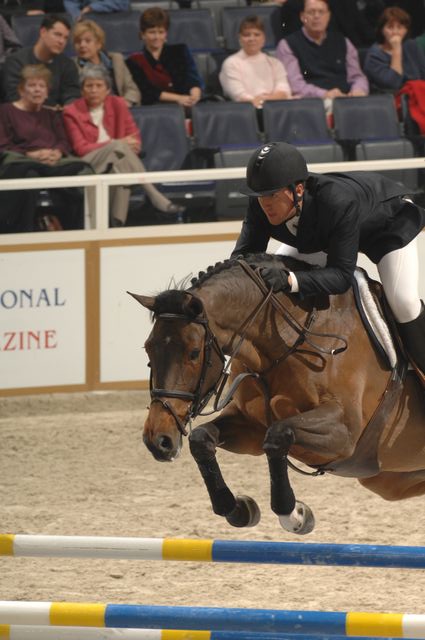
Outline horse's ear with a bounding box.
[184,294,204,318]
[127,291,155,311]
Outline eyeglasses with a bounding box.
[304,9,329,16]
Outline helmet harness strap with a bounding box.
[290,184,302,216]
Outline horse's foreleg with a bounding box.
[189,414,262,528]
[263,423,315,535]
[263,400,354,535]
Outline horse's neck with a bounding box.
[197,281,296,367]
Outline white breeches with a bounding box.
[377,239,421,323]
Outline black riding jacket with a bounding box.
[231,171,425,298]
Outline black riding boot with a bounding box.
[397,303,425,382]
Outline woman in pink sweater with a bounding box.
[63,64,183,226]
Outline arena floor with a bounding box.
[1,390,424,612]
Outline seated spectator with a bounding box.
[0,15,21,64]
[363,7,425,92]
[0,64,92,233]
[72,19,140,107]
[63,65,184,226]
[268,0,375,47]
[126,7,203,107]
[63,0,130,22]
[219,15,291,108]
[276,0,369,105]
[3,14,80,107]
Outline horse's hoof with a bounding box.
[225,495,261,528]
[278,500,315,535]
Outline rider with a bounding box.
[231,141,425,380]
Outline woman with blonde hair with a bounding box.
[72,19,140,106]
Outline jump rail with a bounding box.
[0,626,410,640]
[0,602,424,638]
[2,534,425,569]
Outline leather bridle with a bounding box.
[148,260,348,441]
[149,312,226,436]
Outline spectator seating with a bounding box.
[82,11,141,56]
[192,49,230,96]
[131,1,178,9]
[130,103,215,202]
[332,94,404,160]
[11,13,73,54]
[195,0,245,45]
[191,100,262,151]
[215,147,251,220]
[262,98,344,161]
[191,102,262,220]
[167,8,219,51]
[355,139,418,190]
[295,144,344,163]
[131,104,190,172]
[221,5,281,50]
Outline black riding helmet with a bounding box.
[242,142,308,197]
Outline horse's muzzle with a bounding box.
[143,429,182,462]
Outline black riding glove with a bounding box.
[261,266,290,292]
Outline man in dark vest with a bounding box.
[276,0,368,102]
[231,142,425,384]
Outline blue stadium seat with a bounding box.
[191,101,262,151]
[355,139,418,191]
[167,9,219,51]
[262,98,343,160]
[82,11,141,56]
[333,94,404,160]
[130,103,215,204]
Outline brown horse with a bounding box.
[131,254,425,534]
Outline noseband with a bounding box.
[149,312,226,436]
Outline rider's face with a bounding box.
[258,185,304,225]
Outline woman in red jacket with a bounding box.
[63,64,184,226]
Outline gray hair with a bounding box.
[79,63,111,89]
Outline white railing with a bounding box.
[0,158,424,244]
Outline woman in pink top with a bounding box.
[63,64,184,226]
[219,15,291,109]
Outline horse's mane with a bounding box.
[190,253,315,289]
[151,254,316,317]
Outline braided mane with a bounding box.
[189,253,313,289]
[150,254,316,317]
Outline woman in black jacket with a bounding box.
[126,7,203,107]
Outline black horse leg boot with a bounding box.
[397,302,425,388]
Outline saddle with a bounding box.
[353,268,425,389]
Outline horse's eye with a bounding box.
[189,349,200,361]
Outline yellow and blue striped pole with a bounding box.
[2,535,425,569]
[0,602,424,638]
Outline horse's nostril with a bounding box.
[158,435,173,451]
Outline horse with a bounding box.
[130,253,425,535]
